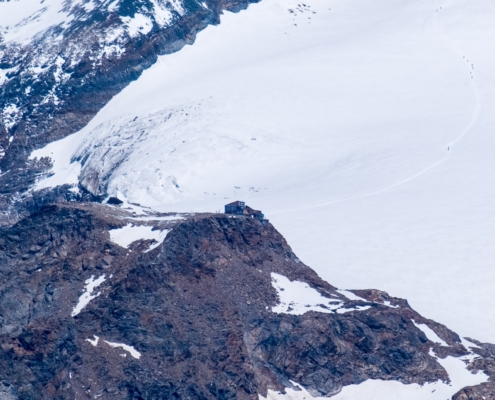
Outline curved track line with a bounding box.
[271,0,481,216]
[433,0,481,148]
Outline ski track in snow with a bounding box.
[272,1,482,217]
[433,0,482,152]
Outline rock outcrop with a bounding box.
[0,203,492,399]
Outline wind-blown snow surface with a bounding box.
[30,0,495,344]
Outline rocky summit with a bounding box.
[0,203,494,399]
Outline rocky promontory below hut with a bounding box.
[0,202,494,399]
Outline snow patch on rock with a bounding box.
[122,13,153,37]
[85,335,141,359]
[270,273,371,316]
[71,275,106,317]
[2,104,20,130]
[337,290,367,302]
[109,223,169,251]
[86,335,99,346]
[104,340,141,359]
[271,273,343,315]
[335,305,372,314]
[128,214,185,222]
[413,321,449,347]
[29,133,84,190]
[150,0,174,26]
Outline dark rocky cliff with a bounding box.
[0,203,493,399]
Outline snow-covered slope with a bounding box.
[30,0,495,347]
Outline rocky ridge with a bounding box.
[0,202,494,399]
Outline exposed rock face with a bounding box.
[0,0,258,225]
[452,339,495,399]
[0,203,492,399]
[453,383,495,400]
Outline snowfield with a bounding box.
[30,0,495,355]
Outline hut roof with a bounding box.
[225,200,245,207]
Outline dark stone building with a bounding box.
[224,201,265,221]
